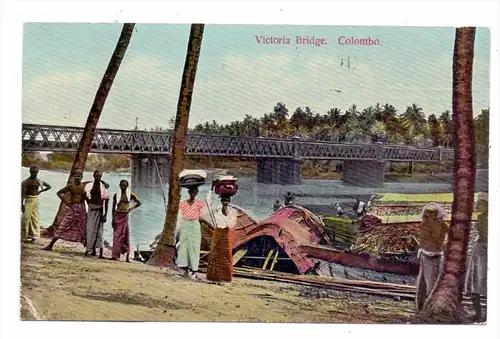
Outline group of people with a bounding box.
[22,164,489,316]
[273,191,295,211]
[414,193,488,321]
[21,165,141,261]
[174,179,237,283]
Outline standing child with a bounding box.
[111,179,141,262]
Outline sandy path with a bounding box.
[20,238,417,323]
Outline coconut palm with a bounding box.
[427,114,443,147]
[439,110,453,147]
[359,106,377,133]
[43,23,135,236]
[419,27,476,324]
[148,24,205,268]
[290,107,309,133]
[400,103,427,141]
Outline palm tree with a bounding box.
[290,107,308,133]
[400,103,427,141]
[439,110,453,147]
[359,106,377,133]
[325,108,343,126]
[419,27,476,324]
[43,23,135,236]
[273,102,289,122]
[148,24,205,268]
[427,114,443,147]
[382,103,398,118]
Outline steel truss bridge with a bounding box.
[22,124,454,163]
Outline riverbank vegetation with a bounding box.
[22,152,130,173]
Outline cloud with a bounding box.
[22,48,491,131]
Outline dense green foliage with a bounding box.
[192,102,488,150]
[191,103,489,169]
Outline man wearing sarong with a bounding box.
[111,179,141,262]
[43,170,88,251]
[174,186,206,280]
[21,165,52,243]
[465,192,488,322]
[84,170,109,258]
[414,202,449,311]
[205,188,238,283]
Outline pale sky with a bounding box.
[22,24,491,130]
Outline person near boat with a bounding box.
[273,199,283,212]
[43,170,88,251]
[21,165,52,243]
[465,192,488,322]
[414,202,449,311]
[84,170,109,258]
[205,177,239,283]
[284,192,294,206]
[111,179,141,262]
[174,170,208,280]
[353,197,366,218]
[333,202,344,216]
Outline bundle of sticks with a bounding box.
[352,223,420,257]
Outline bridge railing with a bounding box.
[22,123,455,162]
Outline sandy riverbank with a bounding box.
[20,238,415,323]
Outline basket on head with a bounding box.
[180,169,207,188]
[213,175,238,197]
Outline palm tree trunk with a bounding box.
[148,24,205,267]
[419,27,476,324]
[42,23,135,237]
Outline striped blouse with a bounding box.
[179,199,206,220]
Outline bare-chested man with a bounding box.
[84,170,109,258]
[43,170,88,251]
[21,165,52,243]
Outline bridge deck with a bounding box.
[22,124,454,162]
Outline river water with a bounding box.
[22,167,455,250]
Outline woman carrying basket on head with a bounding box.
[205,176,239,284]
[174,170,208,280]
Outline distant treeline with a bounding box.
[189,102,490,168]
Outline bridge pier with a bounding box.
[343,160,385,188]
[131,154,171,189]
[256,158,302,185]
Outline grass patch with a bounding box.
[378,193,480,203]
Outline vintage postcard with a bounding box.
[1,1,499,339]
